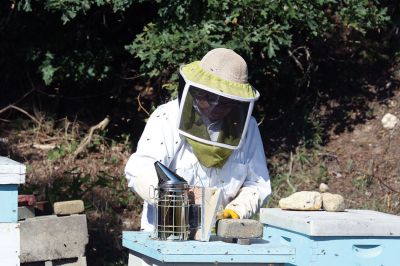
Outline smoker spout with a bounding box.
[154,161,187,185]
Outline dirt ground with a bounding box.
[323,88,400,214]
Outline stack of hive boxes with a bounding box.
[0,156,26,266]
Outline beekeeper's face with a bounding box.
[191,89,237,122]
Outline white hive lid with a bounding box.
[0,156,26,184]
[260,208,400,237]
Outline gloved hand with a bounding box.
[217,209,240,219]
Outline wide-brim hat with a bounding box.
[180,48,259,100]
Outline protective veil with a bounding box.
[177,61,259,168]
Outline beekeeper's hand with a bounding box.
[217,209,240,219]
[125,159,158,204]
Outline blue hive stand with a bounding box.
[123,207,400,265]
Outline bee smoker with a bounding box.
[154,162,190,240]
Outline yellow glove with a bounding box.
[217,209,240,219]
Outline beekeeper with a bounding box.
[125,48,271,231]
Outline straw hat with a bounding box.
[200,48,248,84]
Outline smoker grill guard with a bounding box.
[155,182,190,240]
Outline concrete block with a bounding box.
[53,200,84,215]
[19,206,35,220]
[217,219,263,239]
[20,214,88,263]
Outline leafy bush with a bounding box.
[127,0,390,91]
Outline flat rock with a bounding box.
[217,219,263,239]
[54,200,84,215]
[322,193,346,212]
[279,191,322,211]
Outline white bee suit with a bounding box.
[124,99,271,231]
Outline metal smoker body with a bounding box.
[154,162,190,241]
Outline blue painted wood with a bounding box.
[0,184,18,222]
[122,231,296,264]
[264,225,400,266]
[124,208,400,265]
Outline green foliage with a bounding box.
[128,0,390,85]
[47,141,78,161]
[37,50,112,85]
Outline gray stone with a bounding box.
[322,193,346,212]
[217,219,263,239]
[20,214,88,263]
[19,206,35,220]
[53,200,84,215]
[279,191,322,211]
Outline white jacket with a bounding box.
[125,99,271,231]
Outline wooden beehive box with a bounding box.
[0,156,25,266]
[0,156,25,223]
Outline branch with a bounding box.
[137,94,150,116]
[73,117,110,159]
[0,105,41,125]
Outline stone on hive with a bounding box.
[322,193,346,212]
[217,219,263,239]
[279,191,322,211]
[54,200,84,215]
